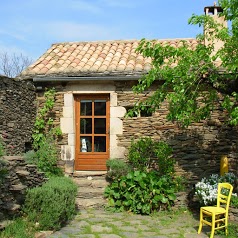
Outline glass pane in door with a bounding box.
[80,118,92,134]
[80,136,92,152]
[94,100,106,115]
[94,118,106,134]
[80,100,92,116]
[94,136,106,152]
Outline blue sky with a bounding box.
[0,0,214,60]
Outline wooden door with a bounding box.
[75,94,110,170]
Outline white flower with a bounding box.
[194,173,235,206]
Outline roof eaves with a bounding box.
[33,74,144,82]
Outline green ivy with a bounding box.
[104,171,176,215]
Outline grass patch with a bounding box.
[216,223,238,238]
[0,218,36,238]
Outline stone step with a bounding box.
[73,178,108,188]
[76,197,107,210]
[77,187,105,198]
[72,172,109,209]
[73,170,107,175]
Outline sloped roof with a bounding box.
[20,39,198,79]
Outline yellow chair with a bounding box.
[198,182,233,238]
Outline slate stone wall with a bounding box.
[0,156,46,227]
[115,81,238,183]
[0,76,36,155]
[35,81,238,183]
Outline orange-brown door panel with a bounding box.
[74,94,110,171]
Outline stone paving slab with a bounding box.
[48,208,223,238]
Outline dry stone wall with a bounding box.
[34,80,238,184]
[0,76,36,154]
[115,81,238,183]
[0,156,46,227]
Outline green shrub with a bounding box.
[23,150,38,165]
[35,134,63,177]
[128,137,174,175]
[104,170,176,215]
[23,176,78,231]
[173,175,187,192]
[106,159,131,181]
[23,135,63,178]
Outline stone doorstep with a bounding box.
[73,171,107,177]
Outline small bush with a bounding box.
[23,135,63,178]
[35,134,63,177]
[23,150,38,165]
[128,137,174,175]
[23,176,78,231]
[173,175,187,192]
[106,159,131,181]
[104,170,176,215]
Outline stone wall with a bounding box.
[0,156,46,227]
[0,76,36,154]
[35,80,238,183]
[115,81,238,183]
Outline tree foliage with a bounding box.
[0,52,32,78]
[132,0,238,126]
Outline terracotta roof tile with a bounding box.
[20,39,199,78]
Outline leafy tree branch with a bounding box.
[131,0,238,126]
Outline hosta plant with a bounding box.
[104,170,176,215]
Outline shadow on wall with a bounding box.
[168,123,238,183]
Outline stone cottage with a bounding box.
[19,5,237,183]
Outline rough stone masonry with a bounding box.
[0,76,36,155]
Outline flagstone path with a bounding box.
[48,208,222,238]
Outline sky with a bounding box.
[0,0,215,61]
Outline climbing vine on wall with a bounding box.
[30,88,63,177]
[32,88,62,150]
